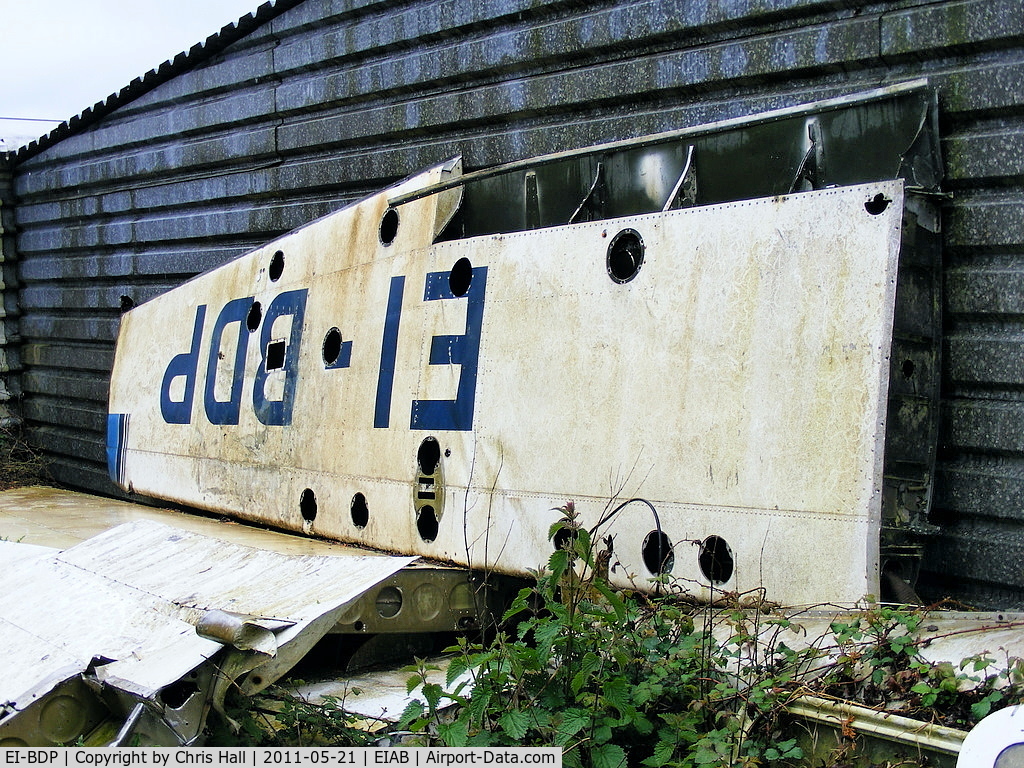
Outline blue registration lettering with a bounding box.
[160,305,207,424]
[410,266,487,431]
[203,297,253,425]
[253,289,307,426]
[374,276,406,429]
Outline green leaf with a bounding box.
[422,682,443,710]
[499,710,531,741]
[570,652,602,695]
[533,618,563,654]
[640,739,676,767]
[555,708,590,745]
[971,692,1003,721]
[691,747,722,765]
[591,743,626,768]
[548,549,570,582]
[591,580,627,622]
[396,699,425,730]
[467,688,493,726]
[468,730,494,747]
[437,720,469,747]
[973,656,996,672]
[575,528,593,561]
[502,587,536,622]
[405,672,424,695]
[548,519,569,542]
[601,676,631,714]
[446,655,471,688]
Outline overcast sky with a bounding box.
[1,0,264,149]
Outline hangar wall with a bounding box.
[0,157,19,429]
[6,0,1024,607]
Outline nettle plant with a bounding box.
[397,502,1024,767]
[399,503,806,768]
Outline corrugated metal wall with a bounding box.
[0,157,18,428]
[6,0,1024,607]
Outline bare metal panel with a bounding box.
[0,484,380,554]
[0,519,413,742]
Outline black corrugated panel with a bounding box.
[7,0,1024,607]
[0,155,20,427]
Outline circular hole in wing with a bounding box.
[417,505,439,542]
[864,193,891,215]
[698,535,734,584]
[379,208,399,245]
[449,257,473,297]
[607,228,645,284]
[375,586,403,618]
[417,436,441,475]
[269,250,285,281]
[323,327,342,366]
[351,492,369,528]
[996,743,1024,768]
[246,301,262,331]
[901,359,916,379]
[553,526,578,552]
[300,488,318,522]
[641,530,674,575]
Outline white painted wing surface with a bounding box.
[0,519,414,708]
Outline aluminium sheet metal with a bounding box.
[0,519,413,710]
[109,175,904,605]
[0,484,381,555]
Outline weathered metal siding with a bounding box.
[0,156,19,428]
[7,0,1024,607]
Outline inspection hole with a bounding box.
[997,744,1024,766]
[300,488,317,522]
[642,530,674,575]
[246,301,262,331]
[119,295,135,313]
[864,193,891,215]
[159,680,199,710]
[250,675,263,687]
[449,257,473,297]
[269,250,285,281]
[607,228,645,284]
[380,208,399,246]
[351,492,369,528]
[418,436,441,475]
[266,340,286,370]
[553,526,579,553]
[698,535,734,584]
[901,359,916,378]
[375,586,403,618]
[417,504,439,542]
[323,327,342,366]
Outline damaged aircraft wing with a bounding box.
[0,518,414,746]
